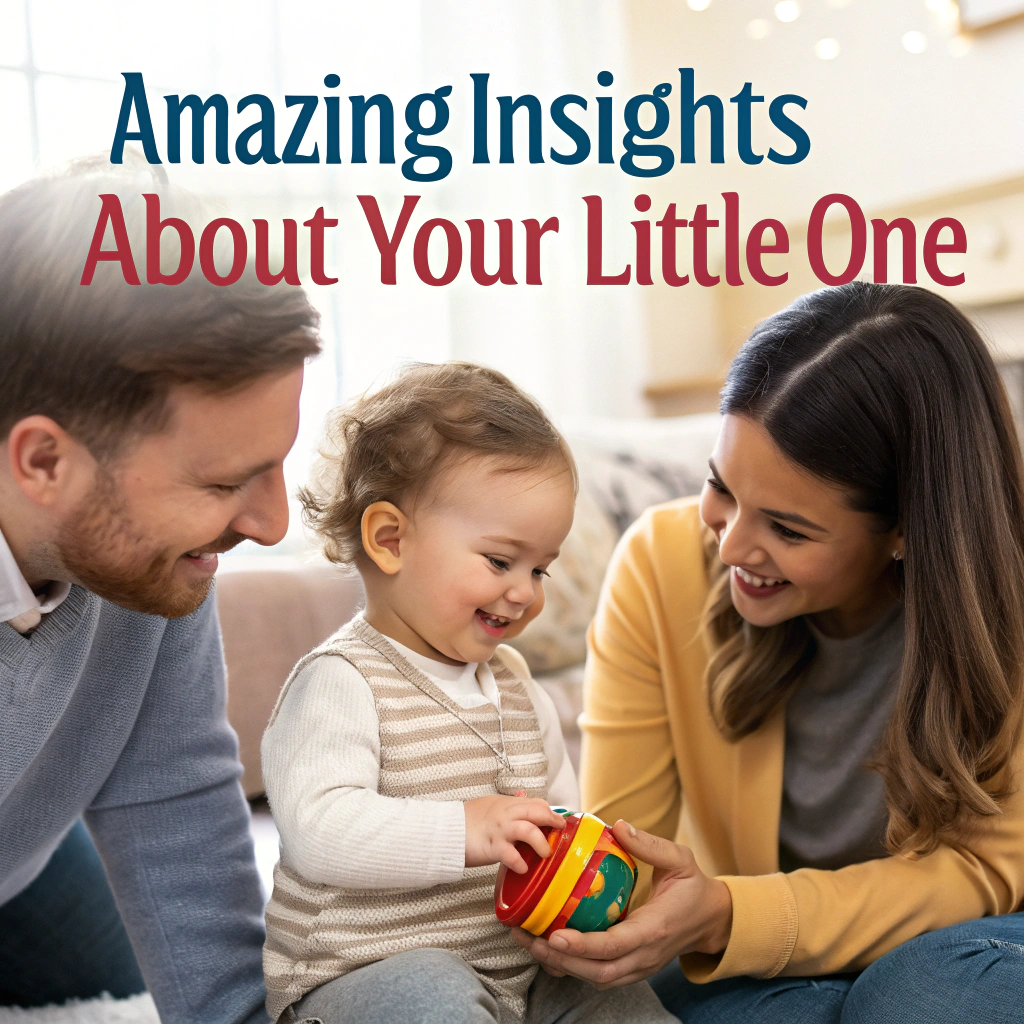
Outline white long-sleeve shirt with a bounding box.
[262,638,579,890]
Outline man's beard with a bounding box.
[57,466,244,619]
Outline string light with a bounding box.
[815,38,841,59]
[902,30,928,52]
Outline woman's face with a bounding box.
[699,414,902,637]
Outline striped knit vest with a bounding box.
[263,615,548,1023]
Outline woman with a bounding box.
[512,282,1024,1022]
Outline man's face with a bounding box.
[56,366,304,618]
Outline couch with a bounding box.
[217,413,723,798]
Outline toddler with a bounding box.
[261,362,675,1024]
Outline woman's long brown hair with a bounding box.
[705,282,1024,856]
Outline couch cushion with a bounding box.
[508,414,721,673]
[217,559,364,797]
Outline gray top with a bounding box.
[0,586,268,1024]
[778,602,905,873]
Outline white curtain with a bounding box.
[0,0,650,552]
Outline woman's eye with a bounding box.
[705,477,729,496]
[487,556,511,571]
[771,521,807,542]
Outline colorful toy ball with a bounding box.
[494,810,638,938]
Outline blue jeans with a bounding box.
[0,819,145,1007]
[651,912,1024,1023]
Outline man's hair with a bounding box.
[0,156,321,457]
[300,361,578,565]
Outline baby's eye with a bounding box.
[487,556,511,571]
[533,567,550,578]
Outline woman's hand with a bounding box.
[509,820,733,988]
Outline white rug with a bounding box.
[0,994,159,1023]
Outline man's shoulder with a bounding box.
[79,588,220,681]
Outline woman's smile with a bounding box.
[732,565,791,598]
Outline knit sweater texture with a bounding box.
[0,584,268,1024]
[262,615,547,1024]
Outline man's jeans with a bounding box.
[652,912,1024,1024]
[0,820,145,1007]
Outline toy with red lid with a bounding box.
[494,810,638,938]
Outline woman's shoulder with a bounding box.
[619,495,708,568]
[605,495,711,616]
[632,493,705,535]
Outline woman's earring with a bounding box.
[893,551,903,561]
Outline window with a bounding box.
[0,0,438,556]
[1,1,645,552]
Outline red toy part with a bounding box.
[494,813,583,928]
[494,811,637,938]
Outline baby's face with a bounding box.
[392,458,576,665]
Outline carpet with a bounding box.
[0,994,159,1023]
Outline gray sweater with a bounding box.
[779,603,905,873]
[0,585,268,1024]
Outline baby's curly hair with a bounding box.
[300,361,578,565]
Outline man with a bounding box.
[0,160,321,1023]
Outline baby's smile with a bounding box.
[476,609,515,637]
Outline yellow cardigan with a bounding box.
[579,497,1024,982]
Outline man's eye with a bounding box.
[212,483,245,494]
[487,557,510,571]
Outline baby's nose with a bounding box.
[504,579,536,605]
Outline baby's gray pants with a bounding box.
[290,947,677,1024]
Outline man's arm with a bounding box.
[85,590,269,1024]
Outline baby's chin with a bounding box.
[456,631,508,663]
[436,615,534,663]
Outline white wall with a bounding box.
[621,0,1024,384]
[7,0,1022,427]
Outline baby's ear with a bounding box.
[361,501,407,574]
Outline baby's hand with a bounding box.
[464,795,566,873]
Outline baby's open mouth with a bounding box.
[476,610,512,636]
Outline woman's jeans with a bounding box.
[4,824,1022,1022]
[651,912,1024,1024]
[0,820,145,1007]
